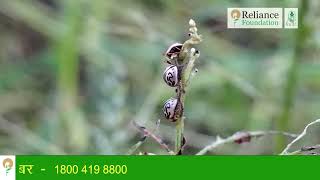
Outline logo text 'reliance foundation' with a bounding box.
[228,8,298,29]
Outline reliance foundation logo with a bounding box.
[228,8,284,29]
[0,156,15,180]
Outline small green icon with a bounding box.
[286,10,297,27]
[288,11,295,23]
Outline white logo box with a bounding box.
[228,8,283,29]
[284,8,298,29]
[0,156,16,180]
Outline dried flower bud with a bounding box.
[189,19,196,27]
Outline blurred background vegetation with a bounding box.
[0,0,320,155]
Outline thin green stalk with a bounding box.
[276,0,309,152]
[174,20,202,153]
[175,116,184,153]
[55,0,88,152]
[174,78,185,154]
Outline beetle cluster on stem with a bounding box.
[162,19,203,154]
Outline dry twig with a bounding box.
[281,119,320,155]
[196,130,298,155]
[128,120,174,155]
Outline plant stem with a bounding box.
[174,75,186,154]
[174,19,202,154]
[175,116,184,153]
[276,0,309,153]
[280,119,320,155]
[130,120,175,155]
[55,1,88,152]
[197,130,297,155]
[175,49,199,154]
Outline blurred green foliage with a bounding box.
[0,0,320,155]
